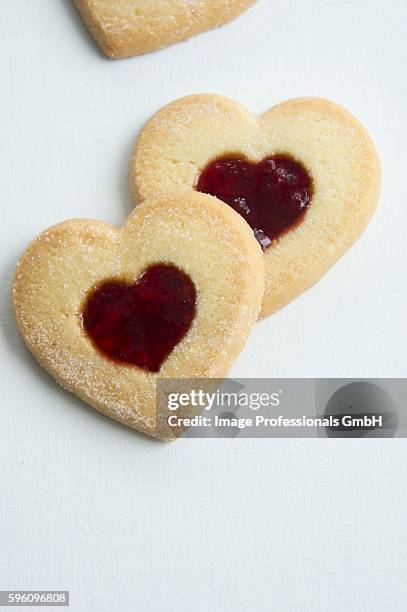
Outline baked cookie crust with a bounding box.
[72,0,256,59]
[13,193,264,439]
[131,94,381,318]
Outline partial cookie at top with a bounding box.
[13,193,264,440]
[131,94,381,318]
[72,0,256,59]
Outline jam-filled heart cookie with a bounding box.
[72,0,256,59]
[13,193,264,440]
[131,95,381,318]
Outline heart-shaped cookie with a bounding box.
[72,0,256,59]
[13,193,264,439]
[131,95,381,318]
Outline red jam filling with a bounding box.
[196,154,313,250]
[82,264,196,373]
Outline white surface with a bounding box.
[1,1,407,610]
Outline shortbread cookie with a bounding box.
[131,95,381,318]
[72,0,256,59]
[13,193,264,440]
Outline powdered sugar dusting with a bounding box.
[13,194,264,439]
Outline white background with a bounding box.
[1,0,407,610]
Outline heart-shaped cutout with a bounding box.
[13,193,264,439]
[82,264,196,372]
[196,154,314,251]
[131,95,381,318]
[72,0,256,59]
